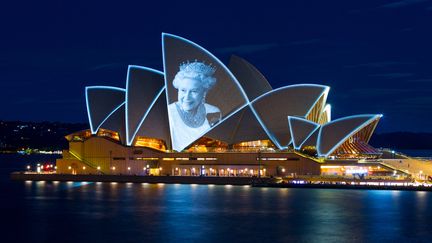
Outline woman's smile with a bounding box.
[177,78,205,112]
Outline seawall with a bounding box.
[10,172,260,185]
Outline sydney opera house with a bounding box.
[56,33,385,177]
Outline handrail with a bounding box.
[378,162,410,175]
[68,150,104,174]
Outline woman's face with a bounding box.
[177,78,206,112]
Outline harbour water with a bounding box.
[2,153,432,242]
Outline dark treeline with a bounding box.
[369,132,432,150]
[1,120,432,151]
[0,121,87,151]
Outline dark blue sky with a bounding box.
[1,0,432,133]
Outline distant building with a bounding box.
[57,33,383,177]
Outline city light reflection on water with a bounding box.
[2,155,432,242]
[10,182,432,242]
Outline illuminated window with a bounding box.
[135,157,159,161]
[65,129,94,141]
[257,157,287,161]
[232,140,275,152]
[134,136,167,151]
[97,128,120,141]
[186,137,228,152]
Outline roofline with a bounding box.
[249,84,329,149]
[288,116,320,150]
[305,86,330,120]
[125,65,164,145]
[250,84,329,104]
[317,114,383,157]
[162,33,250,151]
[85,86,126,134]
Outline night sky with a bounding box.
[1,0,431,133]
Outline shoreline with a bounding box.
[253,183,432,191]
[10,172,432,191]
[10,172,255,185]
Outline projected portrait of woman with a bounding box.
[168,61,222,150]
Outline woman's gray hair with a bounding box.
[173,61,217,90]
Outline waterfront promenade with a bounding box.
[10,172,432,191]
[10,172,256,185]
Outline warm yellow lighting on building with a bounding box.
[83,166,86,170]
[232,139,275,151]
[136,157,159,160]
[68,166,71,170]
[95,128,120,141]
[134,137,166,151]
[320,165,341,169]
[97,166,100,170]
[259,157,287,161]
[112,166,116,170]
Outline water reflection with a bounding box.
[10,181,432,242]
[6,154,432,241]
